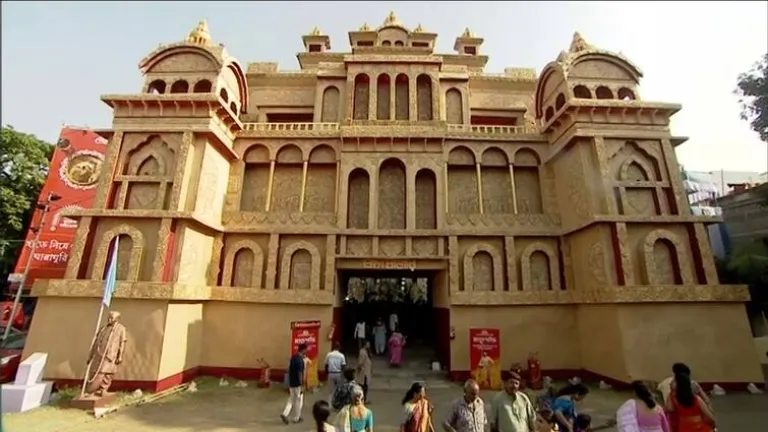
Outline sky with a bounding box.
[2,1,766,173]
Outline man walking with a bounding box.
[443,379,487,432]
[490,371,536,432]
[324,342,346,398]
[281,343,307,424]
[354,319,367,349]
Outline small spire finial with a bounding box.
[413,23,424,33]
[186,20,212,46]
[309,26,322,36]
[569,32,592,53]
[385,11,397,24]
[359,22,371,31]
[461,27,474,38]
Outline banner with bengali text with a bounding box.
[291,320,320,390]
[8,127,108,292]
[470,328,501,390]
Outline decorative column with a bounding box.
[443,162,450,213]
[299,160,309,212]
[368,76,376,120]
[508,164,518,214]
[389,76,396,120]
[409,75,417,122]
[265,160,276,211]
[168,131,194,211]
[475,162,484,214]
[93,131,124,209]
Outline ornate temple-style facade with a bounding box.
[25,14,763,390]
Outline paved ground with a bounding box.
[4,354,767,432]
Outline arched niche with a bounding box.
[513,148,543,214]
[520,242,561,291]
[124,136,174,176]
[480,147,513,214]
[619,157,652,182]
[219,88,229,103]
[193,79,212,93]
[376,74,391,120]
[415,168,437,229]
[462,243,504,292]
[305,145,337,213]
[221,240,265,288]
[612,141,661,182]
[395,74,409,120]
[278,241,322,291]
[353,74,370,120]
[555,93,566,111]
[642,230,693,285]
[170,80,189,94]
[347,168,370,229]
[378,158,406,229]
[321,86,341,122]
[573,85,591,99]
[416,74,433,120]
[595,86,613,100]
[240,144,270,212]
[533,63,567,119]
[618,87,636,101]
[122,135,176,210]
[92,224,145,282]
[447,146,479,214]
[272,144,304,212]
[445,88,463,124]
[147,80,166,94]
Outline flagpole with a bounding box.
[80,302,107,397]
[80,236,119,397]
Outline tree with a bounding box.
[0,126,53,278]
[735,53,768,143]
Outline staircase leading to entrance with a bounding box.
[349,345,454,391]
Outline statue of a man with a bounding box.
[85,311,127,397]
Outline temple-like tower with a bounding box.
[23,16,762,392]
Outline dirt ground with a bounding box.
[4,378,767,432]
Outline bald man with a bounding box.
[85,311,127,397]
[444,379,488,432]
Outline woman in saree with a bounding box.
[666,371,715,432]
[400,382,435,432]
[336,385,373,432]
[388,326,406,367]
[616,381,669,432]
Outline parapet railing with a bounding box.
[242,122,340,132]
[240,122,537,136]
[446,124,536,135]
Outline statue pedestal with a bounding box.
[71,393,117,411]
[1,352,54,413]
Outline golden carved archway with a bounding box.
[520,242,561,291]
[641,229,694,285]
[278,241,322,290]
[221,239,265,288]
[462,243,503,292]
[91,224,145,282]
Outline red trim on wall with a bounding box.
[161,220,178,282]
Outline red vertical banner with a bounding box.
[291,321,320,391]
[469,328,501,390]
[8,127,107,292]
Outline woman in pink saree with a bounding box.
[616,381,670,432]
[388,326,405,367]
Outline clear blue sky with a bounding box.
[2,1,766,172]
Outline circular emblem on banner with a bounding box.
[60,150,104,190]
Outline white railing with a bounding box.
[242,122,340,132]
[446,124,532,135]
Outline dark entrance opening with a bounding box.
[337,270,439,366]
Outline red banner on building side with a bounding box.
[291,321,320,390]
[469,328,501,390]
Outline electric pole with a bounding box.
[2,192,61,342]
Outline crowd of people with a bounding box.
[281,314,717,432]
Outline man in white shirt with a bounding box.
[354,320,367,349]
[323,342,346,397]
[389,312,399,333]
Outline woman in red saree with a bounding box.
[400,382,434,432]
[666,372,716,432]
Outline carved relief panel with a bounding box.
[113,134,180,210]
[605,140,675,216]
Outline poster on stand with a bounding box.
[291,321,320,391]
[469,328,501,390]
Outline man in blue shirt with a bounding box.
[281,344,307,424]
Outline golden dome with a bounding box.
[379,11,407,31]
[309,26,322,36]
[186,20,212,46]
[569,32,593,53]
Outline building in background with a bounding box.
[6,127,107,322]
[21,15,763,391]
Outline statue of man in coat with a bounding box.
[85,310,127,397]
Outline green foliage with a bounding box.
[0,125,53,277]
[735,53,768,143]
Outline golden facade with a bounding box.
[24,14,763,389]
